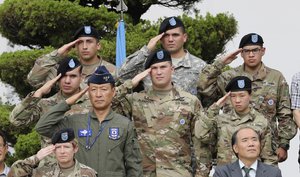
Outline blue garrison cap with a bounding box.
[88,66,115,85]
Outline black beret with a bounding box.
[57,56,81,76]
[88,66,115,85]
[73,25,100,40]
[158,16,185,34]
[225,76,252,93]
[51,128,75,144]
[144,49,172,69]
[239,33,264,48]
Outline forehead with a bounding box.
[237,128,258,139]
[55,142,73,147]
[77,36,97,42]
[242,45,262,49]
[230,90,249,95]
[164,27,184,34]
[89,83,112,88]
[150,61,172,68]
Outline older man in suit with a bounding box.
[213,127,282,177]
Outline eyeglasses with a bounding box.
[242,48,262,55]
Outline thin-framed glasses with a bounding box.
[242,48,261,55]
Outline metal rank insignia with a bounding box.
[108,127,120,140]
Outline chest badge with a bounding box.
[109,127,120,140]
[78,129,92,137]
[267,99,274,106]
[179,118,186,125]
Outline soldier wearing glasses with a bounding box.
[198,33,297,165]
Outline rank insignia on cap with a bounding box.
[157,50,164,60]
[68,59,76,68]
[84,26,91,34]
[169,17,177,26]
[61,132,68,141]
[251,34,258,43]
[109,127,120,140]
[103,76,110,81]
[179,118,185,125]
[237,80,245,88]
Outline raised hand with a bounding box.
[66,86,89,105]
[216,92,231,107]
[57,39,81,57]
[36,145,55,161]
[221,49,243,65]
[33,74,62,97]
[132,68,151,88]
[146,33,165,52]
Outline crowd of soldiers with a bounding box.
[0,16,298,177]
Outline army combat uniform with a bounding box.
[118,46,206,97]
[27,50,115,89]
[198,59,297,161]
[9,150,97,177]
[35,102,143,177]
[116,80,209,177]
[196,104,275,166]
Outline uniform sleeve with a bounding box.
[123,121,143,177]
[9,155,40,176]
[27,50,63,88]
[117,46,149,82]
[259,123,277,165]
[198,59,225,100]
[9,92,42,127]
[35,100,70,138]
[276,75,297,145]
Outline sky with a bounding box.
[0,0,299,176]
[142,0,300,176]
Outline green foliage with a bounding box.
[0,47,54,98]
[6,130,41,166]
[0,0,121,48]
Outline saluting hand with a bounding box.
[66,86,89,105]
[132,68,151,88]
[216,92,231,107]
[221,48,243,65]
[146,33,165,52]
[57,39,81,57]
[33,74,62,98]
[36,145,55,161]
[276,147,288,162]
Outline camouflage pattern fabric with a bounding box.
[9,91,90,166]
[116,81,211,177]
[27,50,115,89]
[9,155,97,177]
[196,104,277,166]
[198,60,297,154]
[118,46,207,98]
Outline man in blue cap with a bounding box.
[10,56,90,167]
[9,128,97,177]
[198,33,297,165]
[35,66,143,177]
[27,25,115,89]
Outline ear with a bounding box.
[183,33,188,43]
[233,144,238,154]
[97,41,101,51]
[111,87,116,97]
[260,47,266,56]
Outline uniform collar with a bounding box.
[90,108,115,121]
[173,50,191,68]
[239,62,267,80]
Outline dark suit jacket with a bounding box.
[213,160,282,177]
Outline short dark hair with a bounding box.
[0,130,7,146]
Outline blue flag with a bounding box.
[116,20,126,69]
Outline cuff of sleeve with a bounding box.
[49,50,63,62]
[141,45,151,56]
[214,59,226,70]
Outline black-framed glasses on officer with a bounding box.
[241,47,262,55]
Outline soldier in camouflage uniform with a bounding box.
[118,16,206,99]
[9,56,90,166]
[8,128,97,177]
[198,33,297,164]
[35,66,143,177]
[115,49,209,177]
[196,76,275,166]
[27,25,115,89]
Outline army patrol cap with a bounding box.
[57,56,81,77]
[144,49,172,69]
[73,25,100,40]
[51,128,75,144]
[88,66,115,86]
[239,33,264,48]
[158,16,185,34]
[225,76,252,94]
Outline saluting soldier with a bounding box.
[115,49,209,177]
[196,76,275,166]
[8,128,97,177]
[35,66,143,177]
[10,56,90,166]
[198,33,297,164]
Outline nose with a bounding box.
[64,76,71,83]
[82,41,87,49]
